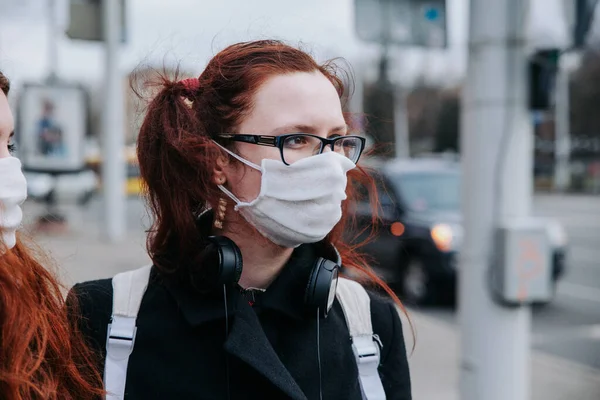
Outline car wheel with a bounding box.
[401,257,432,305]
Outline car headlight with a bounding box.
[546,221,567,248]
[431,223,455,252]
[431,223,464,252]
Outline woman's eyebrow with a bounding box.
[270,124,317,135]
[270,124,348,135]
[330,125,348,134]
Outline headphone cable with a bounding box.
[317,307,323,400]
[223,284,231,400]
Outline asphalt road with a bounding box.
[531,194,600,369]
[422,194,600,370]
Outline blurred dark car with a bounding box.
[347,156,568,305]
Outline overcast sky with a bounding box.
[0,0,592,91]
[0,0,467,89]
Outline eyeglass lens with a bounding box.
[281,134,362,164]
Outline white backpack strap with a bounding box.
[104,265,152,400]
[336,278,386,400]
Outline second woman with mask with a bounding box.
[0,71,105,399]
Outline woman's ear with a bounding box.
[212,154,229,185]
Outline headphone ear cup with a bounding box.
[200,236,243,287]
[304,258,323,308]
[225,239,243,285]
[305,258,339,319]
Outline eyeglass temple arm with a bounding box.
[218,134,278,147]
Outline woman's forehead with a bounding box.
[241,71,345,134]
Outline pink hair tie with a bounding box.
[180,77,200,96]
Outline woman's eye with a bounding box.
[8,143,16,154]
[284,136,308,148]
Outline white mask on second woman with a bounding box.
[0,157,27,251]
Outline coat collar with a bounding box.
[159,273,308,399]
[158,259,314,399]
[223,297,308,400]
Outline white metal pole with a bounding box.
[554,59,571,192]
[393,88,410,159]
[47,0,58,81]
[348,58,364,123]
[102,0,126,242]
[350,62,364,113]
[459,1,532,400]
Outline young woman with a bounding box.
[71,40,412,399]
[0,72,104,399]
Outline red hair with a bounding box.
[0,238,105,399]
[135,40,411,327]
[0,70,104,399]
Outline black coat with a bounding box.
[70,243,412,400]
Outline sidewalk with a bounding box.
[30,223,600,400]
[403,312,600,400]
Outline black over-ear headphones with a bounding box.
[201,235,340,318]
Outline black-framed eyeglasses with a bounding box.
[216,133,366,166]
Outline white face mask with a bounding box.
[0,157,27,252]
[214,143,356,248]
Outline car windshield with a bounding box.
[392,171,461,212]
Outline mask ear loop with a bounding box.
[213,140,262,211]
[212,140,262,171]
[217,184,243,207]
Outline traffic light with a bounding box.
[66,0,127,43]
[528,49,560,111]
